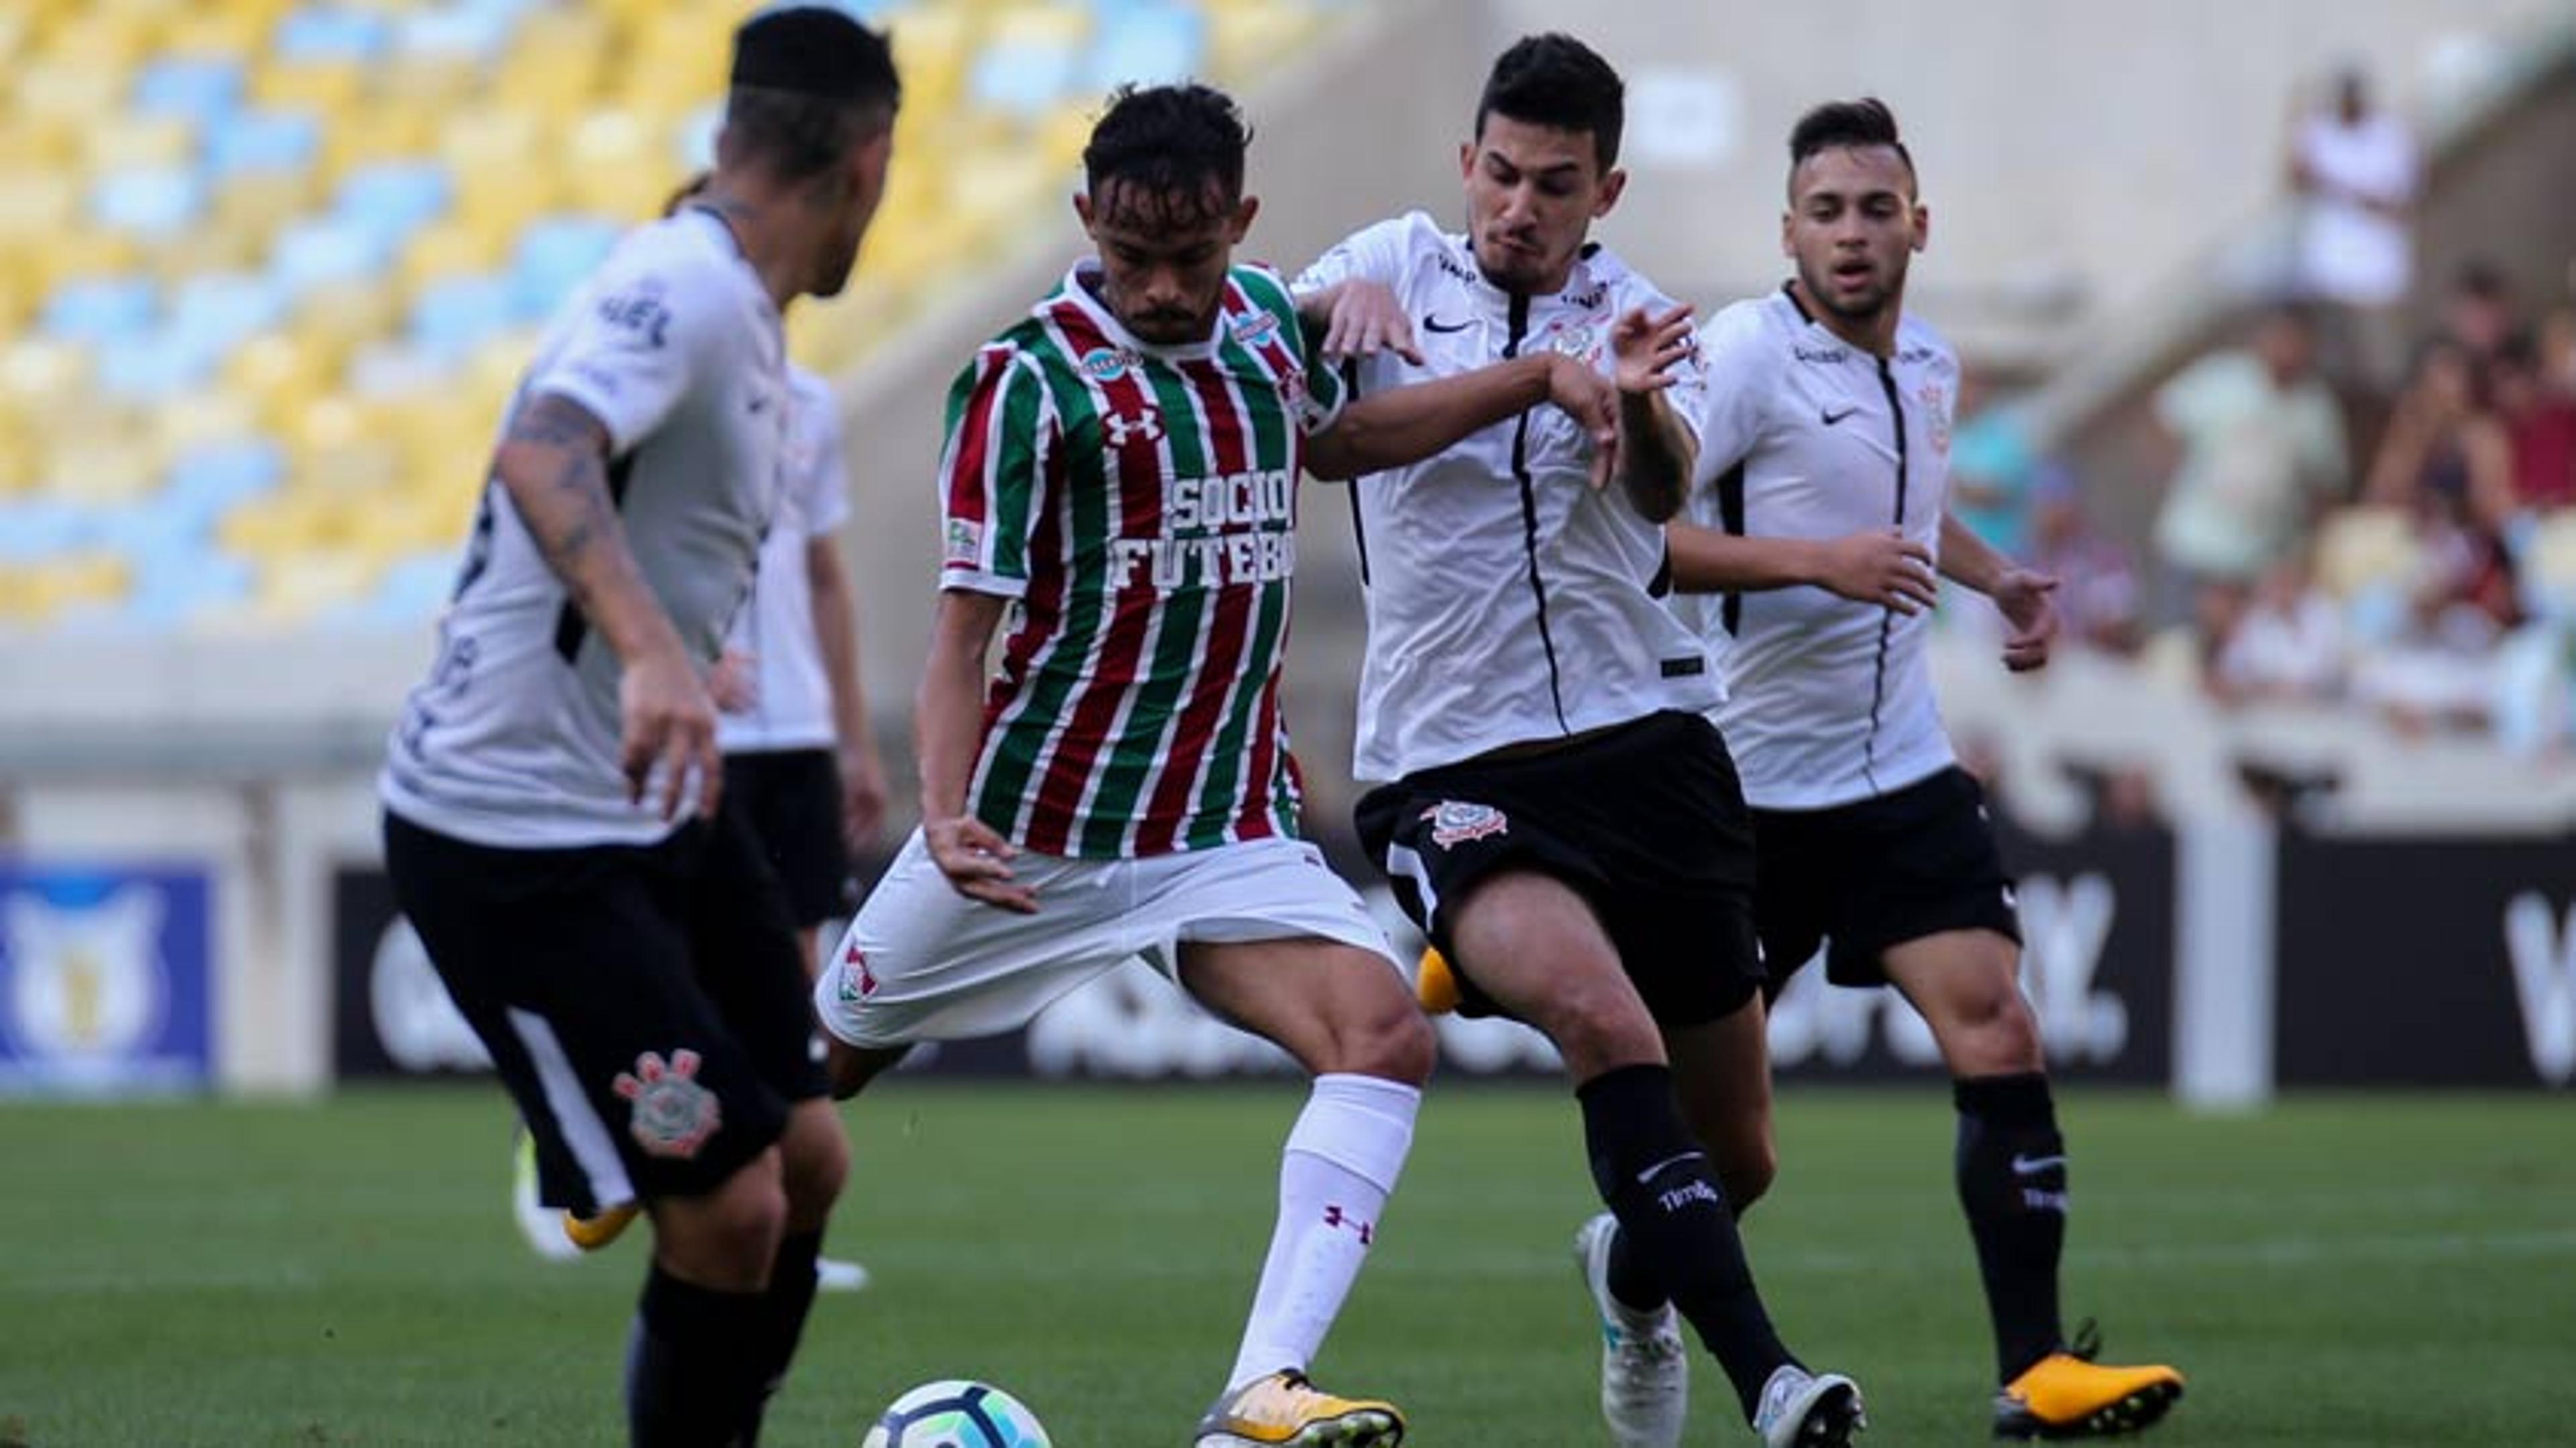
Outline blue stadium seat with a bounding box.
[411,272,519,362]
[352,548,460,627]
[269,215,393,297]
[0,499,94,564]
[335,160,452,248]
[274,5,393,63]
[97,333,224,403]
[41,277,160,346]
[392,4,517,62]
[209,109,323,178]
[971,30,1081,120]
[1085,3,1203,91]
[172,272,292,352]
[165,440,286,519]
[509,216,621,321]
[117,546,254,628]
[132,57,246,130]
[91,167,208,240]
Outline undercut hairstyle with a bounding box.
[720,9,901,182]
[1083,83,1251,227]
[1476,34,1625,172]
[1787,97,1917,197]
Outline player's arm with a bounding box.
[492,395,717,819]
[916,588,1034,912]
[1306,351,1616,484]
[806,535,888,851]
[1666,519,1940,613]
[1940,510,2060,672]
[1295,278,1422,364]
[1609,305,1699,523]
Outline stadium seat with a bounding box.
[508,216,621,319]
[269,215,394,298]
[209,108,323,178]
[91,167,210,242]
[410,272,521,364]
[131,55,247,128]
[84,113,201,174]
[41,277,160,347]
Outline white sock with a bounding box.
[1225,1073,1421,1393]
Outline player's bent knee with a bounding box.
[1350,1002,1438,1086]
[1945,986,2043,1076]
[777,1101,850,1226]
[655,1149,790,1289]
[1717,1135,1778,1211]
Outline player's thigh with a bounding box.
[1449,869,1663,1078]
[687,798,833,1104]
[814,829,1134,1049]
[1662,994,1778,1207]
[1881,928,2041,1074]
[727,749,855,931]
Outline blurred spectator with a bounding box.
[1949,366,2039,558]
[2538,304,2576,391]
[2025,469,2143,654]
[2363,337,2516,535]
[2492,335,2576,513]
[2210,550,2345,704]
[2150,305,2350,621]
[2287,66,2419,386]
[2436,261,2517,364]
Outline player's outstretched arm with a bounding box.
[1667,519,1939,613]
[1307,352,1615,483]
[1939,511,2059,672]
[1609,305,1698,523]
[492,393,718,820]
[916,588,1037,913]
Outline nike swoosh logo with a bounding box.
[1423,315,1472,334]
[2010,1153,2066,1174]
[1636,1150,1705,1186]
[1821,405,1858,426]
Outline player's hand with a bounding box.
[1544,354,1622,490]
[1610,304,1695,396]
[925,814,1037,914]
[620,648,722,821]
[706,649,758,714]
[1994,568,2061,672]
[1814,529,1940,614]
[839,741,890,854]
[1316,280,1423,365]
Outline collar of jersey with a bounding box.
[1059,260,1226,360]
[677,205,784,338]
[1442,231,1609,317]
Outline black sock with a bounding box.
[1579,1063,1795,1423]
[1955,1072,2068,1382]
[625,1263,770,1448]
[737,1232,824,1445]
[1605,1216,1669,1315]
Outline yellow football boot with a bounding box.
[1415,947,1460,1015]
[1994,1327,2183,1439]
[561,1200,641,1253]
[1193,1370,1405,1447]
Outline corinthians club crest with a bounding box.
[614,1048,721,1159]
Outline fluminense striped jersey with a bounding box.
[938,261,1345,858]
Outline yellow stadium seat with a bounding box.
[252,58,366,113]
[0,170,79,246]
[153,390,265,456]
[246,542,378,623]
[0,338,91,419]
[0,433,36,500]
[401,217,509,289]
[221,490,347,558]
[227,333,339,423]
[325,105,437,180]
[0,9,32,68]
[377,54,483,111]
[84,114,199,174]
[211,170,323,240]
[1,554,131,626]
[296,280,403,363]
[1210,3,1326,85]
[159,6,270,60]
[563,109,679,219]
[41,430,165,508]
[42,10,157,67]
[0,116,76,169]
[884,7,971,116]
[24,233,144,295]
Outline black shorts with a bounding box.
[723,747,855,927]
[383,805,827,1215]
[1355,711,1764,1029]
[1752,765,2023,990]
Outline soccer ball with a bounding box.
[861,1379,1053,1448]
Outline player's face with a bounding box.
[810,130,894,299]
[1782,146,1926,326]
[1076,181,1256,346]
[1460,115,1625,295]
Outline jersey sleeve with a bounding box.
[525,236,722,456]
[1689,302,1772,488]
[1291,212,1421,298]
[794,380,853,536]
[936,345,1055,599]
[1239,265,1347,437]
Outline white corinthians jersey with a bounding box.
[718,365,851,756]
[1684,286,1961,811]
[1295,212,1720,783]
[383,209,789,847]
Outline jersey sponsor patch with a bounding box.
[836,945,879,1003]
[594,281,674,350]
[1228,308,1281,349]
[943,517,984,567]
[1079,346,1136,382]
[1424,800,1509,849]
[613,1048,721,1159]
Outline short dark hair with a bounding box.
[1787,97,1917,197]
[719,9,900,182]
[1083,83,1250,226]
[1475,33,1624,171]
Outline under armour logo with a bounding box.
[1104,409,1165,449]
[1322,1204,1375,1245]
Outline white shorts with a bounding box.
[814,831,1401,1049]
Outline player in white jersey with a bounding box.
[1296,36,1863,1448]
[378,12,898,1444]
[1662,99,2185,1439]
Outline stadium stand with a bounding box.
[0,0,1348,632]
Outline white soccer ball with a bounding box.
[861,1379,1054,1448]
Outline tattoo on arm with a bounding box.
[496,395,641,629]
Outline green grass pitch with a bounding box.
[5,1085,2571,1446]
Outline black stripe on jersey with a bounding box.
[551,450,639,664]
[1338,358,1371,588]
[1502,291,1572,734]
[1862,357,1909,792]
[1715,459,1748,635]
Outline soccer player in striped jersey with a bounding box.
[811,83,1625,1448]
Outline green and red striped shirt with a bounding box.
[938,262,1344,858]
